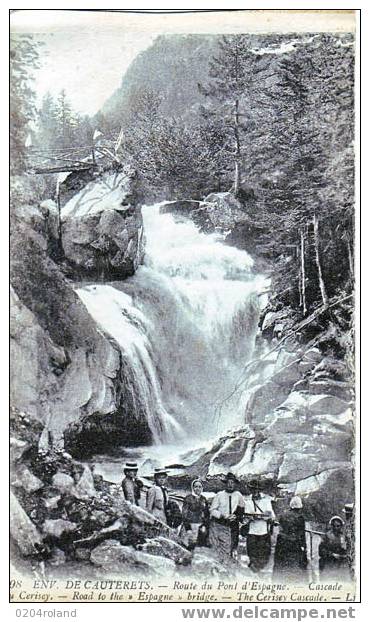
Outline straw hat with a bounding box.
[124,462,138,472]
[154,467,168,477]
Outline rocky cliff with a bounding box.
[10,170,149,451]
[99,35,216,126]
[174,341,354,521]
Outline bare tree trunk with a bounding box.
[347,236,354,281]
[300,229,307,315]
[233,98,241,196]
[56,187,63,251]
[313,213,328,307]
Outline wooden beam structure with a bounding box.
[30,164,96,175]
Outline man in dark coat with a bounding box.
[273,495,307,583]
[121,462,143,506]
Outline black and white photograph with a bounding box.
[9,9,357,604]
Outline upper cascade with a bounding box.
[77,203,269,442]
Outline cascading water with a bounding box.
[76,204,268,459]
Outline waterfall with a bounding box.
[76,204,268,446]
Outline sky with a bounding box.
[10,10,355,118]
[28,31,155,117]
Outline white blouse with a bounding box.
[244,494,275,535]
[210,490,245,519]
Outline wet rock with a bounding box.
[43,519,78,538]
[10,490,43,556]
[191,548,230,577]
[159,200,201,217]
[52,472,75,494]
[13,466,44,493]
[240,440,283,477]
[306,394,349,417]
[278,452,321,483]
[61,171,145,279]
[202,192,247,230]
[139,537,191,564]
[307,379,353,402]
[245,382,291,424]
[10,437,30,464]
[90,539,176,575]
[48,547,67,566]
[265,414,308,437]
[260,309,295,339]
[11,199,154,452]
[209,437,250,471]
[299,347,323,372]
[269,361,301,387]
[74,466,96,499]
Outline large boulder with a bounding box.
[202,192,247,230]
[10,491,43,557]
[159,200,201,217]
[245,381,291,424]
[279,466,354,523]
[61,170,145,279]
[12,465,44,494]
[42,519,78,538]
[160,193,258,236]
[191,548,232,577]
[240,440,283,477]
[90,540,176,576]
[138,536,191,564]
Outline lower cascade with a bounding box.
[76,204,268,448]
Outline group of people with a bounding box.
[121,463,354,582]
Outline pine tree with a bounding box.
[55,89,78,150]
[199,35,270,196]
[36,92,59,151]
[10,35,40,174]
[257,34,354,321]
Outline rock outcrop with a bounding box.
[10,410,232,580]
[160,193,268,270]
[171,343,354,522]
[10,171,150,451]
[61,168,145,279]
[160,193,249,234]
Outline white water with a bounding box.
[76,204,268,456]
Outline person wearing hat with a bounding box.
[121,462,143,506]
[146,468,168,524]
[209,472,245,563]
[180,479,210,550]
[319,515,351,582]
[243,479,275,572]
[273,496,308,583]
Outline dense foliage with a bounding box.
[10,35,40,174]
[35,89,95,153]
